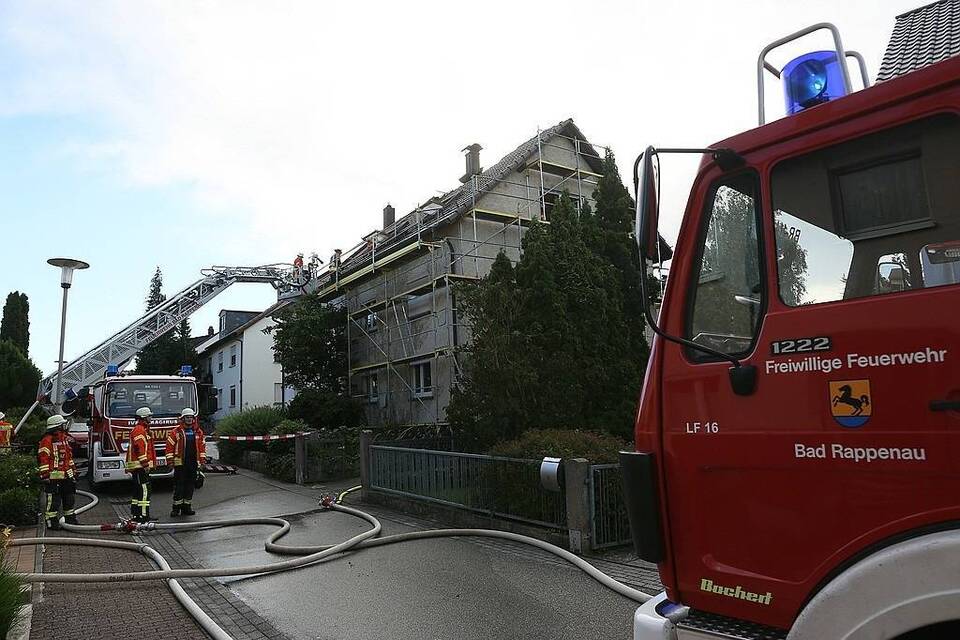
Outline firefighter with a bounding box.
[38,415,78,529]
[125,407,158,522]
[0,412,12,455]
[166,407,206,517]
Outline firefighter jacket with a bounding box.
[0,420,12,449]
[125,421,157,472]
[38,431,76,481]
[165,422,206,467]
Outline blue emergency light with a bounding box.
[782,51,848,115]
[106,363,119,377]
[180,364,193,376]
[64,388,77,401]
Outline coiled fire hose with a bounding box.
[11,488,652,640]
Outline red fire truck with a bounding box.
[621,21,960,640]
[80,370,199,487]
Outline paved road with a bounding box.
[88,460,645,640]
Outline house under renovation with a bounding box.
[308,119,613,426]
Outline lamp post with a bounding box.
[47,258,89,413]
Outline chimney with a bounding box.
[207,326,214,336]
[459,143,483,183]
[383,203,396,229]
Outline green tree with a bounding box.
[448,191,642,449]
[0,292,30,356]
[0,340,42,408]
[135,268,182,374]
[266,295,363,428]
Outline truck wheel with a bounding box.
[895,621,960,639]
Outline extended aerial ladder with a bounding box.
[17,264,315,433]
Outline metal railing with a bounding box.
[369,445,566,529]
[590,464,632,549]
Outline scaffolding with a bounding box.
[312,122,609,426]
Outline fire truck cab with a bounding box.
[622,22,960,640]
[84,372,198,487]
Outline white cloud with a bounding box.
[0,0,918,259]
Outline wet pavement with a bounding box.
[85,455,646,640]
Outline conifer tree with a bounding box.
[135,268,181,374]
[0,292,30,356]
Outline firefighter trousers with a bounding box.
[44,479,76,525]
[172,464,197,510]
[130,469,152,519]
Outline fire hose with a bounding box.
[11,489,652,640]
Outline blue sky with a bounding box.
[0,0,920,378]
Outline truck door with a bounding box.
[659,113,960,628]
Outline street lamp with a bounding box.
[47,258,89,413]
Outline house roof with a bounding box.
[332,119,603,275]
[877,0,960,82]
[195,300,291,355]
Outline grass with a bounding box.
[0,551,24,638]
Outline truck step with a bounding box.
[677,610,786,640]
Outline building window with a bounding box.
[364,312,379,332]
[229,385,237,408]
[274,383,283,405]
[230,344,237,368]
[217,351,224,372]
[406,293,432,320]
[412,361,432,398]
[219,315,225,333]
[364,372,379,403]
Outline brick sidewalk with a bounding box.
[30,494,208,640]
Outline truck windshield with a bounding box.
[106,381,197,418]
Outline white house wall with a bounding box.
[240,316,288,410]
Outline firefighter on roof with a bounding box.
[166,407,206,516]
[125,407,158,522]
[0,412,12,455]
[38,414,78,528]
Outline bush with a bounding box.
[0,557,24,638]
[488,429,630,464]
[0,488,38,526]
[3,406,47,453]
[214,406,285,464]
[265,419,307,456]
[288,389,364,429]
[0,455,40,493]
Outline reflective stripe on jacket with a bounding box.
[38,432,76,480]
[165,422,206,467]
[125,422,157,472]
[0,422,12,447]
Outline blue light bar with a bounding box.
[180,364,193,376]
[64,388,77,401]
[106,363,120,377]
[782,51,848,115]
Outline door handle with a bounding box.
[930,400,960,412]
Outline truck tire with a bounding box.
[895,621,960,640]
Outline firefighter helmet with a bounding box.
[0,412,5,421]
[135,407,152,419]
[46,414,67,431]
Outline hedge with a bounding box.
[0,454,41,526]
[488,429,630,464]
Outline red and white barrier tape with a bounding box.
[215,431,313,442]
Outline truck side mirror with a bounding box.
[204,396,219,414]
[636,149,660,262]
